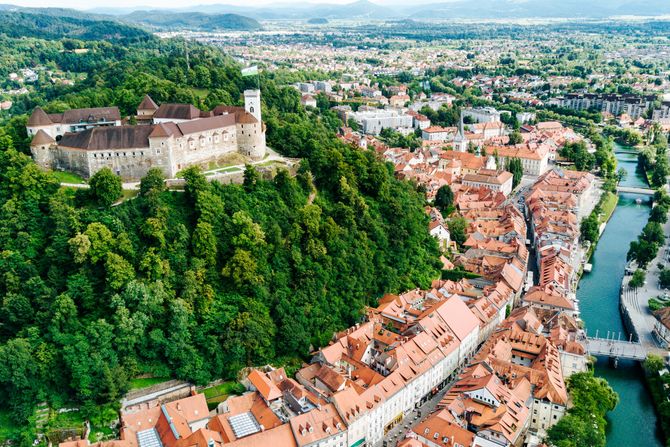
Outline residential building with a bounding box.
[462,107,502,124]
[462,169,513,197]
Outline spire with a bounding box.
[455,110,467,152]
[455,111,465,141]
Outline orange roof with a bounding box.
[248,369,282,401]
[222,425,297,447]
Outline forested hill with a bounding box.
[0,10,152,41]
[0,36,440,440]
[122,11,263,31]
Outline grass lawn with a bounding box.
[49,408,115,441]
[52,170,86,184]
[191,88,210,99]
[121,190,139,201]
[202,382,245,412]
[202,381,245,400]
[129,377,171,390]
[216,167,242,173]
[598,192,619,223]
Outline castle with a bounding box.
[27,90,266,181]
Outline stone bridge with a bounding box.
[585,336,648,361]
[616,186,656,196]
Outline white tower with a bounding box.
[454,113,467,152]
[244,89,262,123]
[486,155,497,170]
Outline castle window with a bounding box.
[250,106,254,113]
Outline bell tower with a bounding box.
[244,89,262,123]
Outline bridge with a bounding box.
[616,186,656,196]
[585,336,647,362]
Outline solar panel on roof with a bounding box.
[229,412,261,439]
[137,429,163,447]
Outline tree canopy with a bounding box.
[0,33,442,439]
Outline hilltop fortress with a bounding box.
[27,90,266,181]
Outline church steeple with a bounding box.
[454,111,467,152]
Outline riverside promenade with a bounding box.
[619,207,670,355]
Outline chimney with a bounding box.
[176,402,181,411]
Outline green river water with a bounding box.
[577,144,663,446]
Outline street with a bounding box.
[378,371,466,447]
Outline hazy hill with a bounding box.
[95,0,670,20]
[408,0,670,19]
[141,0,397,20]
[0,10,152,41]
[121,10,262,31]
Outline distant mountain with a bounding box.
[116,0,398,20]
[407,0,670,19]
[0,4,262,34]
[0,9,152,41]
[121,10,262,31]
[307,18,329,24]
[90,0,670,20]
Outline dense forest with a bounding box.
[0,11,152,42]
[0,27,441,440]
[122,11,262,31]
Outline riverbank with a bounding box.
[578,144,663,446]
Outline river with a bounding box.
[577,143,663,446]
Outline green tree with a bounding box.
[88,167,122,207]
[659,269,670,289]
[580,213,600,244]
[507,157,523,188]
[434,185,454,215]
[448,216,468,247]
[644,354,665,374]
[508,131,523,145]
[629,269,646,288]
[139,168,166,197]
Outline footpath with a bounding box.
[620,209,670,353]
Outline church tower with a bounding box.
[244,89,262,124]
[454,113,467,152]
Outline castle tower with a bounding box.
[137,95,159,124]
[30,129,56,169]
[244,89,262,124]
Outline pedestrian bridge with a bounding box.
[586,337,647,361]
[616,186,655,196]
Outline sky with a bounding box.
[6,0,438,10]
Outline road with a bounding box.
[378,370,467,447]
